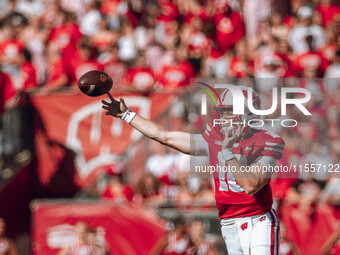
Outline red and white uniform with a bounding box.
[194,123,284,255]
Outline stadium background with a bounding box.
[0,0,339,254]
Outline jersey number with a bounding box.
[217,152,244,192]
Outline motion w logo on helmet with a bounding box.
[196,82,312,129]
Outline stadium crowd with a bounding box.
[0,0,340,254]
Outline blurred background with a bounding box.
[0,0,340,254]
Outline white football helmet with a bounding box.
[215,86,261,133]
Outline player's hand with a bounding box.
[222,125,244,149]
[102,93,128,118]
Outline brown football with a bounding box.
[78,70,113,97]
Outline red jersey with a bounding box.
[201,122,284,218]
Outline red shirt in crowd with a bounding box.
[46,57,67,87]
[213,10,245,52]
[275,52,295,77]
[20,61,37,90]
[316,3,340,27]
[100,0,121,15]
[48,23,82,53]
[321,42,336,61]
[229,57,248,78]
[68,51,103,84]
[0,39,24,61]
[125,68,155,91]
[183,8,210,24]
[283,16,296,29]
[101,185,134,202]
[158,61,195,88]
[294,51,329,76]
[157,0,179,22]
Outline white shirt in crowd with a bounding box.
[288,24,326,55]
[80,9,101,36]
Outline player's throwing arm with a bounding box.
[102,93,192,154]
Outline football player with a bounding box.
[102,86,284,255]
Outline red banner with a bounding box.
[31,201,166,255]
[31,91,175,188]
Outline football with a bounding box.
[78,70,113,97]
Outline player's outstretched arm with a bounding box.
[102,93,192,155]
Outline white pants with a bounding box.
[221,209,280,255]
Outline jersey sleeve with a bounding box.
[260,131,285,160]
[253,155,277,177]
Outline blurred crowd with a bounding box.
[57,222,109,255]
[1,0,340,254]
[0,217,17,255]
[1,0,340,107]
